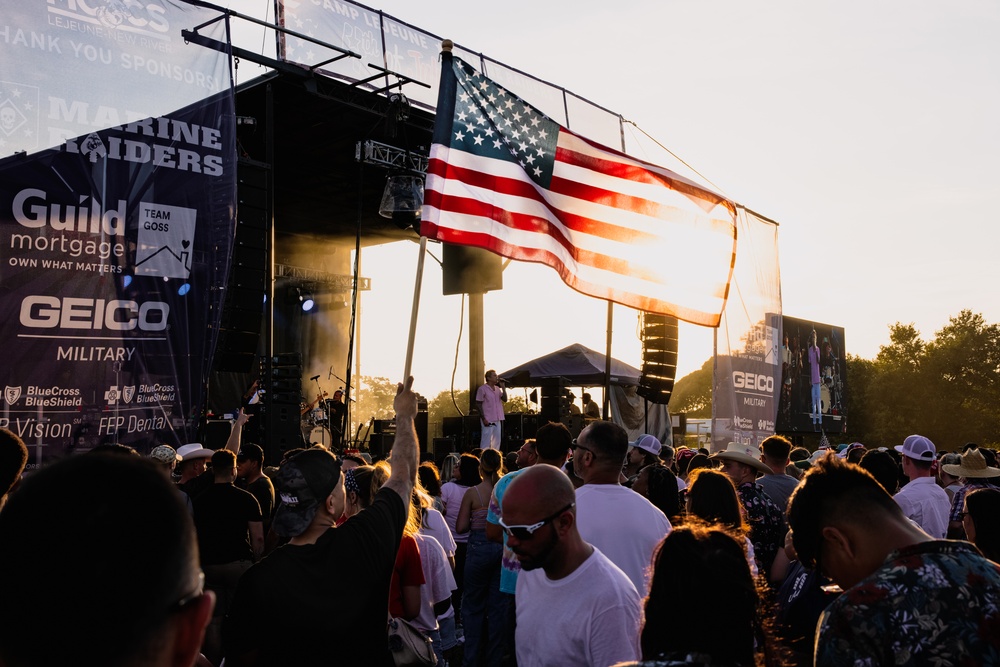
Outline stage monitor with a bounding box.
[775,316,847,435]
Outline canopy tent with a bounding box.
[499,343,641,387]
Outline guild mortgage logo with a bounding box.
[0,81,40,152]
[134,202,196,279]
[46,0,171,38]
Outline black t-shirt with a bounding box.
[179,469,214,502]
[223,487,405,667]
[245,474,275,522]
[193,483,262,566]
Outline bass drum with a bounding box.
[305,425,334,448]
[820,384,832,414]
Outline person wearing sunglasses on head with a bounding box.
[501,464,641,667]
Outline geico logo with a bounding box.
[142,221,169,232]
[20,296,169,331]
[732,371,774,393]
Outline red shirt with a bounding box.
[388,534,425,618]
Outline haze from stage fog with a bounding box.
[228,0,1000,399]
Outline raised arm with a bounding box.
[224,408,250,455]
[382,376,419,504]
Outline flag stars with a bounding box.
[455,130,466,142]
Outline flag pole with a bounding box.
[403,236,427,380]
[404,39,455,380]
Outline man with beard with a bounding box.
[500,464,640,667]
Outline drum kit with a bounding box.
[301,372,350,449]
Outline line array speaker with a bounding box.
[637,312,679,405]
[215,160,269,372]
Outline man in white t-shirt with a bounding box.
[502,464,640,667]
[573,421,672,594]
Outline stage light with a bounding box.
[177,283,191,296]
[122,275,132,288]
[379,174,424,229]
[296,287,315,312]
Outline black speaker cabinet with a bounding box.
[442,243,503,295]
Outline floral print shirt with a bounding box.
[736,481,786,575]
[816,540,1000,666]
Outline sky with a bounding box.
[228,0,1000,399]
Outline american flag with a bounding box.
[421,53,738,326]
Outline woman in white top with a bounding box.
[439,453,478,623]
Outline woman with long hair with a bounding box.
[686,468,759,576]
[418,461,444,514]
[632,464,681,521]
[441,453,477,621]
[456,449,506,667]
[617,522,772,666]
[344,462,425,621]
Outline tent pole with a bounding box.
[603,301,613,419]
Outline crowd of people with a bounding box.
[1,379,999,666]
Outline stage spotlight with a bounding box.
[296,287,315,312]
[177,283,191,296]
[122,275,132,288]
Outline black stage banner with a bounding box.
[0,1,235,467]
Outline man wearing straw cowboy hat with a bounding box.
[943,447,1000,540]
[711,442,786,578]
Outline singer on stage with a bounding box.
[475,369,507,450]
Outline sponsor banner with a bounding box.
[0,0,229,159]
[775,316,848,435]
[712,209,782,451]
[277,0,442,109]
[0,1,235,467]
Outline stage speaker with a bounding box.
[415,409,428,454]
[264,401,304,462]
[369,433,394,460]
[432,437,454,458]
[441,416,480,452]
[540,377,571,424]
[637,312,679,405]
[442,243,503,295]
[215,160,269,372]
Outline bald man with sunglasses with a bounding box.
[501,464,640,667]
